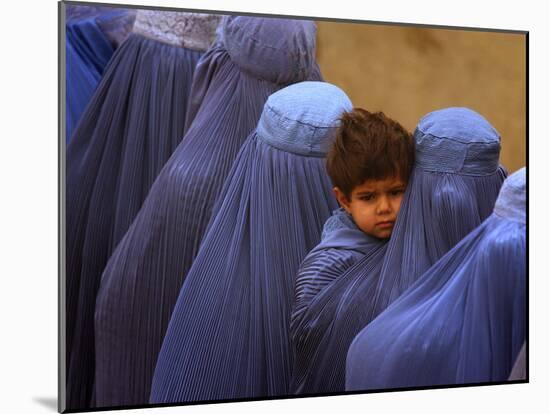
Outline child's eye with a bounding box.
[359,193,375,201]
[390,189,404,196]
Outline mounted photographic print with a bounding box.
[59,1,527,412]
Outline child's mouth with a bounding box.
[376,221,394,228]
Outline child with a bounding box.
[328,108,414,240]
[290,108,414,393]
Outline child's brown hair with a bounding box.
[327,108,415,199]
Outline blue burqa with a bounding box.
[346,168,526,391]
[65,15,209,409]
[65,13,114,143]
[289,107,507,394]
[93,17,321,408]
[65,7,136,143]
[149,81,352,403]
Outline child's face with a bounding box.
[334,176,407,239]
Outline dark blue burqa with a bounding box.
[65,14,114,143]
[149,81,352,403]
[65,22,205,409]
[289,107,507,394]
[346,168,526,391]
[93,17,320,408]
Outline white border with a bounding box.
[1,0,545,413]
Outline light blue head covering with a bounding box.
[221,16,317,84]
[415,107,501,174]
[150,81,352,403]
[257,81,352,155]
[494,167,526,223]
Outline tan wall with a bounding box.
[316,21,526,173]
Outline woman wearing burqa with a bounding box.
[65,11,219,409]
[290,107,506,394]
[346,168,526,390]
[149,81,352,403]
[65,6,135,142]
[93,17,321,407]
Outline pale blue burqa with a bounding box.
[346,168,526,390]
[93,17,321,408]
[150,81,352,403]
[289,107,507,394]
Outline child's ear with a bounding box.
[333,187,352,214]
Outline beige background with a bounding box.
[316,21,526,173]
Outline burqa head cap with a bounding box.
[221,16,317,84]
[414,107,501,175]
[256,81,353,156]
[493,167,526,223]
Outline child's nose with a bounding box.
[376,196,392,214]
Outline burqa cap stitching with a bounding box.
[414,107,501,175]
[221,16,317,84]
[256,81,353,156]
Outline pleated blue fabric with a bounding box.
[293,209,384,311]
[346,168,526,390]
[93,18,321,408]
[66,31,204,409]
[290,209,386,393]
[65,15,114,143]
[288,107,507,394]
[149,81,352,403]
